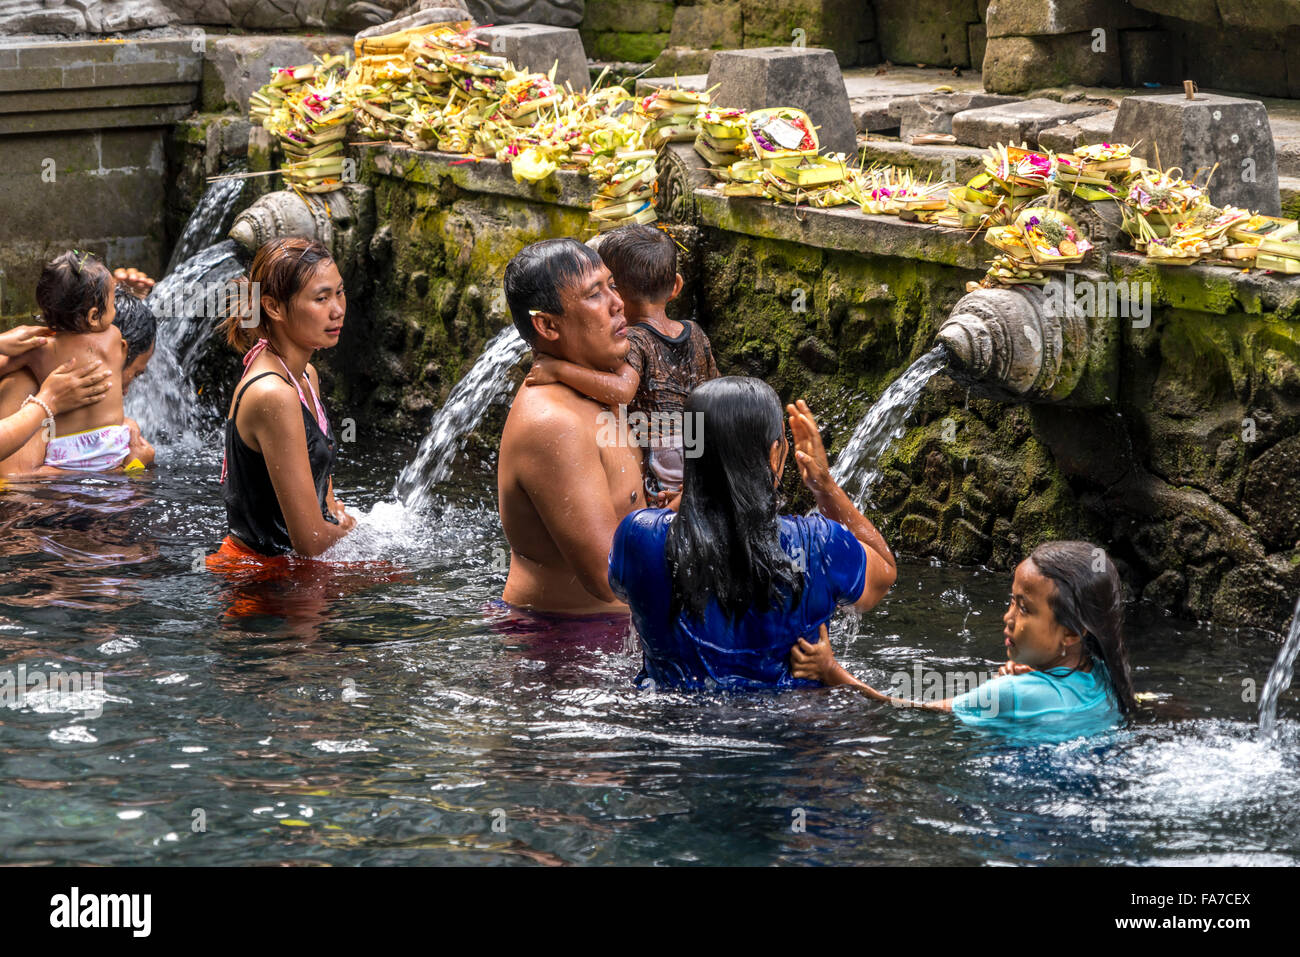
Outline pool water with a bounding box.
[0,438,1296,866]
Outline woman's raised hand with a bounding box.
[38,358,112,416]
[787,399,833,495]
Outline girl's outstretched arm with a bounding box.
[791,627,953,712]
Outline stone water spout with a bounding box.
[934,283,1105,405]
[228,184,375,289]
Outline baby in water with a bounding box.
[0,251,153,473]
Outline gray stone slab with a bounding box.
[858,139,986,181]
[1110,92,1280,215]
[851,95,898,132]
[1037,108,1117,151]
[706,46,857,156]
[366,142,596,210]
[694,185,987,270]
[951,97,1107,148]
[986,0,1151,38]
[475,23,590,92]
[0,101,191,134]
[202,33,353,112]
[898,91,1019,142]
[0,80,196,113]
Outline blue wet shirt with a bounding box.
[608,508,867,690]
[950,662,1122,741]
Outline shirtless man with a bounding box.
[497,239,644,615]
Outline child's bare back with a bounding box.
[28,326,127,436]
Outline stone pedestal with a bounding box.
[705,47,857,157]
[475,23,590,92]
[1110,92,1280,215]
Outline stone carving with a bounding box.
[0,0,411,34]
[935,284,1089,403]
[0,0,583,34]
[654,143,713,227]
[463,0,582,28]
[229,184,375,293]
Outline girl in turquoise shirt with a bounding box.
[791,541,1138,739]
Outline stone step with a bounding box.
[857,138,986,182]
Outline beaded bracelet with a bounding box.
[21,394,54,422]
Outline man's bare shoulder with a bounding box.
[505,381,602,447]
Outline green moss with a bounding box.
[589,31,671,63]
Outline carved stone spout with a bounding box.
[935,281,1105,404]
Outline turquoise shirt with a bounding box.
[950,662,1122,742]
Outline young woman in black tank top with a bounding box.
[210,238,355,560]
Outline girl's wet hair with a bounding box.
[113,288,157,366]
[35,250,113,333]
[666,376,804,622]
[222,237,336,353]
[503,238,602,345]
[1028,540,1137,716]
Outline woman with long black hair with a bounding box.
[608,376,897,689]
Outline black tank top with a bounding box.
[223,370,338,556]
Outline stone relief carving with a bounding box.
[0,0,583,35]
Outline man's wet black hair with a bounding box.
[503,238,603,345]
[597,224,676,303]
[113,288,157,366]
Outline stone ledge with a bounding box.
[694,186,988,271]
[0,101,192,134]
[0,80,196,112]
[362,143,597,210]
[1107,250,1300,316]
[0,37,201,76]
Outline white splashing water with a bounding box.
[166,170,245,274]
[830,345,949,508]
[126,240,244,448]
[1260,594,1300,740]
[393,326,530,510]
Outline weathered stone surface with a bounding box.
[465,0,585,28]
[987,0,1152,37]
[651,46,715,77]
[1129,0,1219,24]
[1119,28,1175,88]
[669,1,740,50]
[1110,92,1281,215]
[476,23,590,91]
[1035,108,1116,151]
[982,33,1122,92]
[874,0,978,67]
[951,97,1106,148]
[354,4,471,40]
[586,30,668,62]
[1217,0,1300,30]
[968,23,986,70]
[1243,435,1300,549]
[202,33,354,113]
[706,46,857,155]
[582,0,671,34]
[741,0,874,67]
[897,91,1019,142]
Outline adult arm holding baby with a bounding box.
[0,324,113,465]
